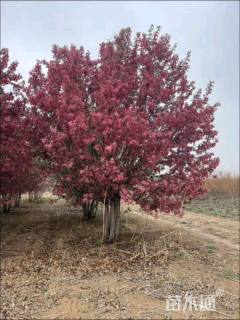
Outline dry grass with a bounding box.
[1,200,239,319]
[205,172,239,196]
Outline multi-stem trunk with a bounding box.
[102,195,121,244]
[83,200,98,220]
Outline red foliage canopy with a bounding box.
[0,48,45,200]
[27,27,219,214]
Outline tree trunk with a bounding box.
[6,195,11,212]
[15,192,21,207]
[114,195,121,240]
[83,203,88,220]
[0,195,3,214]
[29,192,33,202]
[109,199,116,243]
[18,193,21,206]
[7,202,11,212]
[102,195,121,244]
[3,194,7,213]
[15,195,18,207]
[102,201,110,243]
[87,201,93,219]
[88,200,98,219]
[83,200,98,220]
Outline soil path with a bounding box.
[128,204,239,251]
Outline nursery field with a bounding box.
[186,194,239,220]
[1,195,239,320]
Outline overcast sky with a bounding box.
[1,1,239,174]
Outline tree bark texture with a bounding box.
[83,200,98,220]
[102,195,121,244]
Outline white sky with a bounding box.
[1,1,239,174]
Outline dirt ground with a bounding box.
[0,198,239,319]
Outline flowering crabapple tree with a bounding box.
[27,26,219,243]
[0,48,29,211]
[0,48,45,212]
[21,161,47,202]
